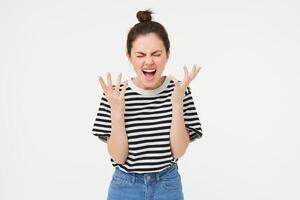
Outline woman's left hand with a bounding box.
[169,64,202,106]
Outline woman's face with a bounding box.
[127,33,169,90]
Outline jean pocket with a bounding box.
[110,176,133,189]
[161,166,180,179]
[161,175,182,191]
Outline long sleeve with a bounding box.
[183,86,203,143]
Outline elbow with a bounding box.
[113,153,127,165]
[108,152,127,165]
[114,159,126,165]
[107,140,128,165]
[173,143,189,160]
[172,140,189,160]
[108,148,128,165]
[173,150,186,160]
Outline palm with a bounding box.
[98,72,128,113]
[170,64,202,104]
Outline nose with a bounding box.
[145,56,154,66]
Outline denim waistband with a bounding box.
[113,163,179,184]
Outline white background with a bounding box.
[1,0,299,199]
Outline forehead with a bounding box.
[132,33,165,53]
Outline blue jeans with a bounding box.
[107,163,184,200]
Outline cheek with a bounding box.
[132,58,143,66]
[154,57,167,66]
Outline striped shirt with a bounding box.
[91,75,203,173]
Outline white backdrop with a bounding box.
[1,0,299,199]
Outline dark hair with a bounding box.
[126,9,170,57]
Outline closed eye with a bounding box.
[137,54,161,58]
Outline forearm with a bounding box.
[107,112,128,164]
[169,103,190,159]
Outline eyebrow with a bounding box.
[135,50,162,55]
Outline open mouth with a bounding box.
[142,69,156,80]
[143,69,156,75]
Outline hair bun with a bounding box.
[136,9,153,23]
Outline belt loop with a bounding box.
[156,173,160,181]
[132,174,136,183]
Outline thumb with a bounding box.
[169,74,179,86]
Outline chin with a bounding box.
[140,75,160,88]
[142,75,159,82]
[142,79,156,86]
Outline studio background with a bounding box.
[1,0,299,199]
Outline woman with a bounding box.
[92,9,203,200]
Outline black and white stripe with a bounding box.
[91,76,202,173]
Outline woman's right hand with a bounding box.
[98,72,128,115]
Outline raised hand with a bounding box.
[169,64,202,106]
[98,72,128,114]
